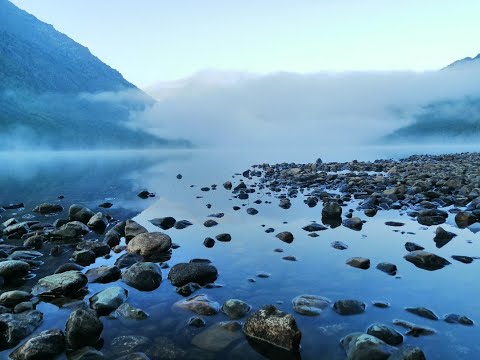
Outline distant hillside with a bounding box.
[0,0,185,150]
[443,53,480,71]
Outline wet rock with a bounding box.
[265,228,275,233]
[114,303,148,321]
[404,242,424,252]
[405,307,438,320]
[76,241,111,257]
[203,237,215,248]
[137,190,151,199]
[174,294,220,316]
[392,319,436,337]
[246,208,258,215]
[302,223,327,232]
[221,299,251,319]
[322,202,342,218]
[111,335,151,357]
[54,263,84,274]
[366,323,403,346]
[275,231,294,243]
[443,313,474,326]
[146,336,186,359]
[99,202,113,208]
[347,257,370,270]
[404,251,450,271]
[385,221,404,227]
[176,282,201,297]
[90,286,128,315]
[340,332,395,360]
[455,211,477,228]
[115,253,143,269]
[86,265,121,283]
[191,321,243,352]
[203,219,218,227]
[72,249,96,266]
[0,291,32,308]
[168,262,218,287]
[0,260,30,282]
[127,232,171,258]
[87,212,108,232]
[32,270,88,297]
[306,197,318,208]
[33,203,64,214]
[342,217,363,231]
[66,309,103,350]
[52,221,89,240]
[69,204,95,224]
[389,346,426,360]
[3,222,29,238]
[188,317,205,328]
[69,347,106,360]
[292,295,331,316]
[122,262,162,291]
[223,181,233,190]
[331,241,348,250]
[125,220,148,242]
[279,199,291,209]
[14,302,33,314]
[243,305,301,351]
[372,301,390,308]
[376,262,397,276]
[215,233,231,242]
[333,300,366,315]
[0,311,43,350]
[9,329,65,360]
[104,221,126,248]
[451,255,474,264]
[174,220,193,229]
[149,217,176,230]
[23,235,44,249]
[282,255,297,261]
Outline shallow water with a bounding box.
[0,145,479,359]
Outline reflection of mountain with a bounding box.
[0,0,186,149]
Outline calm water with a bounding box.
[0,145,479,359]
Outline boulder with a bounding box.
[127,232,171,258]
[0,311,43,350]
[292,295,331,316]
[122,262,162,291]
[124,220,148,242]
[68,204,95,224]
[32,203,63,214]
[65,309,103,350]
[340,332,395,360]
[168,262,218,287]
[9,329,65,360]
[32,270,87,297]
[89,287,128,315]
[404,251,450,271]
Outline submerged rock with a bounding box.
[191,321,243,352]
[389,346,426,360]
[115,303,149,321]
[366,323,403,346]
[333,300,366,315]
[405,307,439,320]
[243,305,301,351]
[340,332,395,360]
[89,286,128,315]
[173,294,220,316]
[443,313,474,326]
[32,203,63,214]
[292,295,331,316]
[221,299,251,319]
[0,311,43,350]
[110,335,151,357]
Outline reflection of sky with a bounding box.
[1,147,480,359]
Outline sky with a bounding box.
[9,0,480,87]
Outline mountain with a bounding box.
[443,53,480,70]
[0,0,184,150]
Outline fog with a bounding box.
[137,66,480,148]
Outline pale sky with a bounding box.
[10,0,480,87]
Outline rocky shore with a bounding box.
[0,152,479,359]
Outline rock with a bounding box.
[111,335,151,357]
[385,221,405,227]
[0,260,30,281]
[203,219,218,227]
[405,307,439,320]
[149,217,176,230]
[389,346,426,360]
[86,265,121,283]
[455,211,477,228]
[346,257,370,270]
[0,291,32,308]
[243,305,301,351]
[404,242,424,252]
[306,197,318,208]
[76,241,111,257]
[122,262,162,291]
[279,198,291,209]
[215,233,231,242]
[69,347,106,360]
[99,202,113,208]
[333,300,366,315]
[54,263,84,274]
[115,253,143,269]
[89,286,128,315]
[392,319,436,337]
[191,321,243,352]
[404,251,450,271]
[223,181,233,190]
[282,255,297,261]
[65,309,103,350]
[340,332,395,360]
[176,282,201,297]
[127,232,171,258]
[14,302,33,314]
[443,313,474,326]
[174,220,193,229]
[342,217,363,231]
[72,249,96,266]
[146,336,186,359]
[174,294,220,316]
[451,255,474,264]
[188,317,205,327]
[376,262,397,275]
[0,311,43,350]
[221,299,251,319]
[32,203,64,214]
[275,231,294,243]
[104,221,126,247]
[69,204,95,224]
[9,329,65,360]
[115,303,149,320]
[372,301,390,308]
[137,190,151,199]
[331,241,348,250]
[302,223,327,232]
[168,262,218,287]
[87,212,108,232]
[322,202,342,218]
[53,221,89,240]
[292,295,331,316]
[23,235,44,249]
[203,237,215,248]
[366,323,403,346]
[32,270,88,297]
[125,220,148,242]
